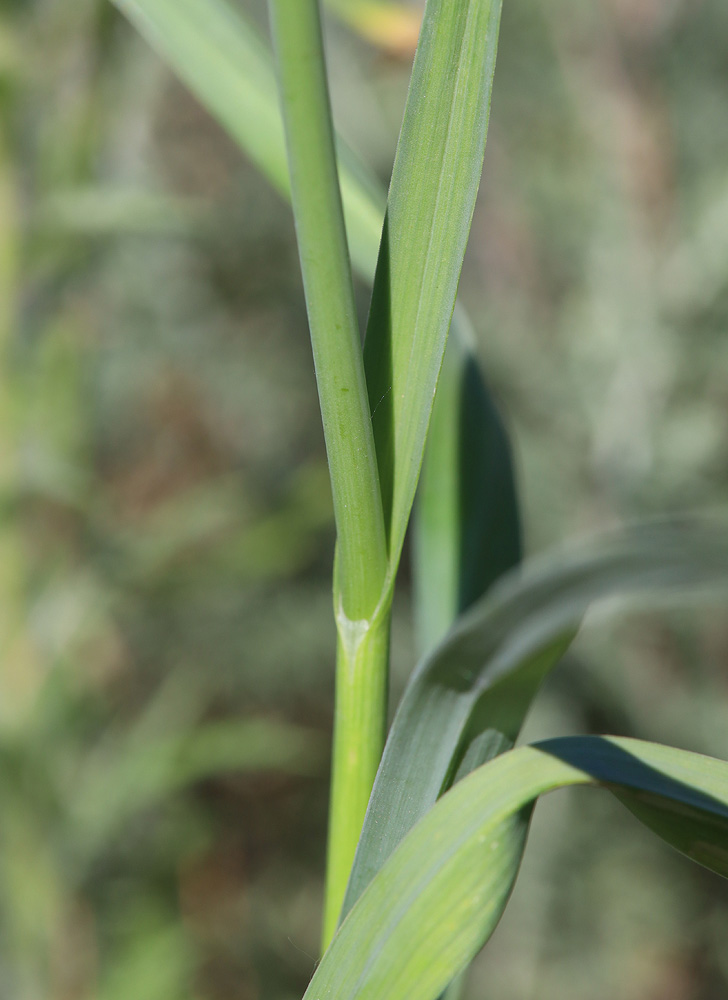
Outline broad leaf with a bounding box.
[309,736,728,1000]
[343,519,728,915]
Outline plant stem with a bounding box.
[267,0,392,951]
[268,0,388,623]
[323,610,390,947]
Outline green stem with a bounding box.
[267,0,391,951]
[268,0,388,622]
[323,610,390,947]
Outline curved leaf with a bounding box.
[343,519,728,915]
[308,736,728,1000]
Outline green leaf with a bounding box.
[364,0,503,577]
[308,736,728,1000]
[111,0,385,280]
[114,0,520,617]
[113,0,288,189]
[119,0,390,623]
[414,307,522,656]
[343,519,728,916]
[268,0,388,622]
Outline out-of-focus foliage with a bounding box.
[0,0,726,998]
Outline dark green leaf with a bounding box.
[414,309,522,655]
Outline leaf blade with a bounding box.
[268,0,388,621]
[414,308,522,655]
[113,0,520,616]
[343,519,728,915]
[364,0,503,574]
[308,736,728,1000]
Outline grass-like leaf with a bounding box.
[309,736,728,1000]
[268,0,388,622]
[111,0,385,278]
[113,0,288,188]
[414,307,522,656]
[364,0,502,577]
[343,519,728,915]
[114,0,520,622]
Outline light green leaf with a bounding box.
[364,0,503,576]
[343,519,728,916]
[308,736,728,1000]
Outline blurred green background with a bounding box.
[1,0,727,997]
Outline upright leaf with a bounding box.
[364,0,503,575]
[414,307,522,656]
[268,0,387,621]
[113,0,520,615]
[114,0,289,189]
[114,0,524,944]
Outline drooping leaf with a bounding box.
[343,519,728,915]
[308,736,728,1000]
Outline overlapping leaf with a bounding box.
[114,0,512,598]
[343,519,728,914]
[363,0,503,575]
[309,736,728,1000]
